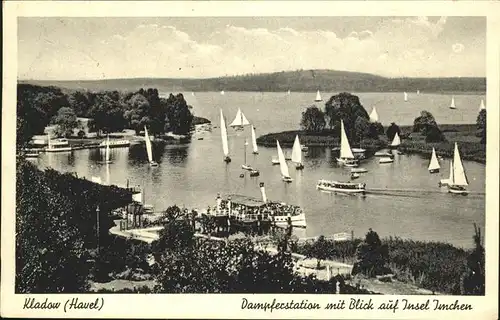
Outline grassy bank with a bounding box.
[293,236,470,295]
[257,124,485,163]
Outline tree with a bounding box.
[354,116,371,144]
[413,110,438,135]
[476,109,486,144]
[305,236,337,269]
[88,94,126,134]
[352,228,389,277]
[386,122,401,141]
[369,122,384,139]
[52,107,80,138]
[163,94,194,135]
[324,93,370,142]
[460,223,485,295]
[413,111,445,142]
[16,160,90,293]
[300,106,326,132]
[425,125,446,143]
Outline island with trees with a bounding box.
[257,92,486,163]
[17,84,211,149]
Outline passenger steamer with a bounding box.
[316,179,366,194]
[209,183,306,228]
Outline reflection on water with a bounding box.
[34,92,486,248]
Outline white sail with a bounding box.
[276,140,290,178]
[450,96,456,109]
[229,108,250,127]
[404,92,408,101]
[340,120,355,159]
[428,147,440,171]
[287,89,291,95]
[315,90,322,102]
[220,90,225,95]
[452,143,468,186]
[220,109,229,157]
[369,107,379,123]
[479,99,486,111]
[144,126,153,163]
[417,90,420,95]
[251,125,258,153]
[105,135,111,162]
[47,133,52,149]
[291,135,302,164]
[390,132,401,147]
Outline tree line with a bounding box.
[16,84,195,147]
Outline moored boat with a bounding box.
[316,179,366,194]
[301,146,309,152]
[374,151,393,157]
[98,139,130,148]
[428,147,440,173]
[379,157,394,164]
[351,173,360,179]
[351,167,368,173]
[271,157,280,165]
[404,92,408,102]
[249,169,260,177]
[45,134,73,153]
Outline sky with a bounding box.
[17,17,486,80]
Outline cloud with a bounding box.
[18,16,484,80]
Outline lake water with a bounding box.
[35,91,486,248]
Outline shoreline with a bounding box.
[257,124,485,164]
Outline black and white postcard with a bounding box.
[1,1,499,319]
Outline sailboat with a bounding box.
[336,120,358,167]
[220,90,225,95]
[144,126,158,167]
[287,89,291,95]
[390,132,401,148]
[428,147,440,173]
[479,99,486,111]
[439,161,453,187]
[229,108,250,130]
[417,90,420,95]
[369,107,379,123]
[220,109,231,163]
[449,96,457,110]
[314,90,322,102]
[448,143,469,195]
[251,126,259,154]
[241,139,258,177]
[291,135,304,170]
[277,140,293,182]
[404,92,408,102]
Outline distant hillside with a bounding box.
[20,69,486,93]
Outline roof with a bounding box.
[226,194,266,207]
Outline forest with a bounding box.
[21,69,486,93]
[16,84,195,147]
